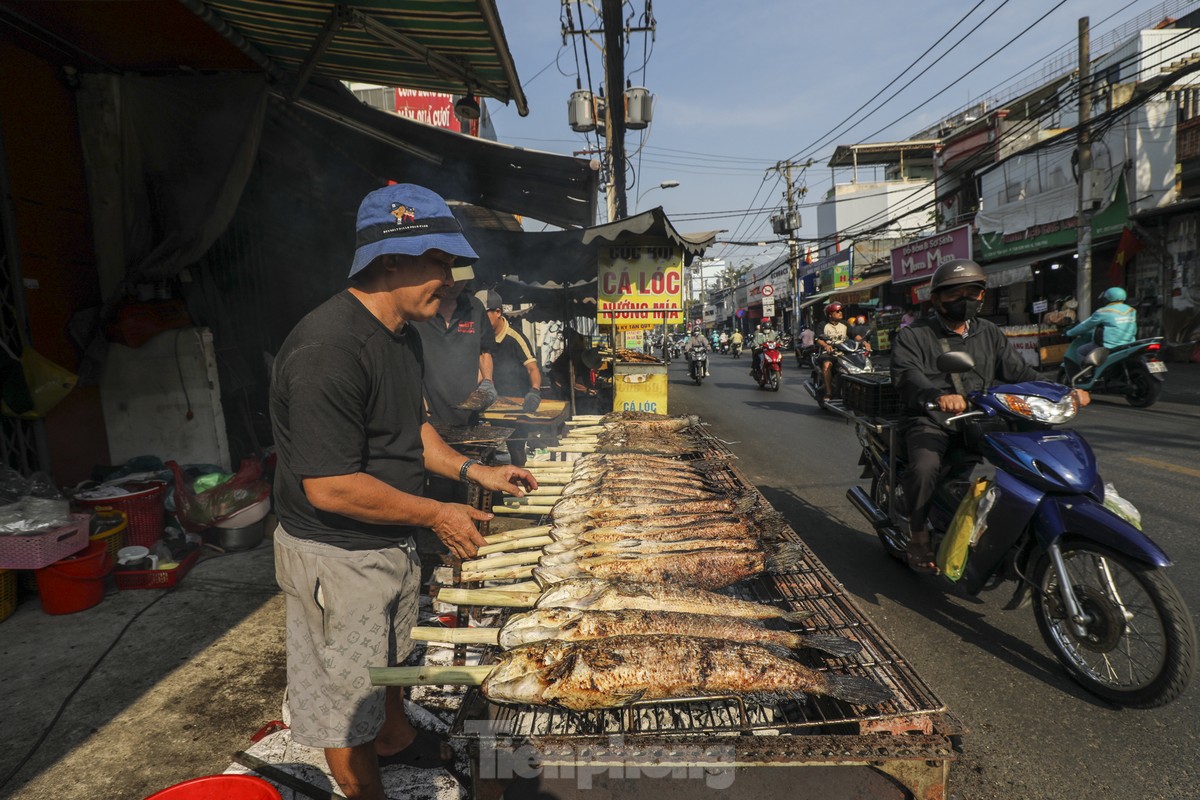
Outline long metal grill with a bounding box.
[450,431,946,742]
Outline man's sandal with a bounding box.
[906,545,939,575]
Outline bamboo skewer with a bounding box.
[491,505,548,516]
[410,627,501,645]
[477,536,551,557]
[496,496,558,508]
[461,564,536,582]
[462,549,544,572]
[369,664,492,687]
[437,588,539,608]
[482,525,551,545]
[506,580,542,593]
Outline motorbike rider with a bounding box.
[687,326,711,377]
[730,328,744,354]
[751,323,777,376]
[890,259,1090,573]
[719,330,729,352]
[1063,287,1137,378]
[815,303,870,399]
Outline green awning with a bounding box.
[201,0,528,114]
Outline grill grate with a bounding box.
[450,436,945,743]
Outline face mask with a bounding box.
[939,296,983,322]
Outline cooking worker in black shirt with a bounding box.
[270,183,537,799]
[890,259,1088,574]
[484,289,543,466]
[413,276,497,426]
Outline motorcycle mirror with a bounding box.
[935,351,975,373]
[1082,347,1109,367]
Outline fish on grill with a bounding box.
[482,635,892,711]
[540,537,763,561]
[553,496,752,527]
[534,578,813,623]
[497,607,862,658]
[599,412,701,430]
[551,520,768,544]
[533,542,806,590]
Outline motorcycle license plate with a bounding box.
[1147,361,1167,374]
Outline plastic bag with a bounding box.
[1,346,78,419]
[937,477,991,582]
[1103,482,1142,530]
[167,458,271,532]
[0,467,71,533]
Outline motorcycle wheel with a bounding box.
[769,372,780,392]
[869,475,908,561]
[1032,542,1197,708]
[694,369,703,386]
[1125,364,1162,408]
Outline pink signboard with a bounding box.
[890,224,972,286]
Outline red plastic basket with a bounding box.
[114,547,201,590]
[74,481,166,549]
[0,514,91,570]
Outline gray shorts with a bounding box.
[274,525,421,749]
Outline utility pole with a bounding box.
[769,159,811,335]
[1075,16,1093,319]
[601,0,628,220]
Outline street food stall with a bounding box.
[373,412,963,800]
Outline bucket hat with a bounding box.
[349,183,478,280]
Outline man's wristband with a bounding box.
[459,458,481,484]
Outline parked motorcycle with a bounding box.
[687,345,708,386]
[750,341,783,391]
[802,340,875,410]
[1059,336,1167,408]
[846,349,1196,707]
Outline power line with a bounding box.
[788,0,999,163]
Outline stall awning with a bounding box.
[467,208,718,285]
[799,274,892,308]
[295,77,598,228]
[203,0,528,114]
[981,247,1076,288]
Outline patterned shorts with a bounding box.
[274,525,420,749]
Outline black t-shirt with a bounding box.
[492,320,537,398]
[413,294,496,426]
[270,290,427,550]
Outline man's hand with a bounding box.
[477,379,498,404]
[472,464,539,497]
[430,503,491,559]
[1072,389,1091,407]
[522,391,542,412]
[936,394,968,413]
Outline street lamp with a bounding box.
[636,180,680,211]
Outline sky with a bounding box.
[489,0,1191,269]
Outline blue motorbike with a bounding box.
[847,350,1196,707]
[1059,336,1167,408]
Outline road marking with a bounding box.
[1127,456,1200,479]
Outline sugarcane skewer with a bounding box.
[369,665,492,687]
[476,535,553,557]
[482,525,551,545]
[462,549,544,572]
[437,588,539,608]
[410,627,500,645]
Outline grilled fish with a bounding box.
[550,521,766,544]
[533,542,806,590]
[497,607,861,658]
[533,577,813,623]
[482,635,891,711]
[540,537,762,561]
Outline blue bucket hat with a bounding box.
[349,183,478,280]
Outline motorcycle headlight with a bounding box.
[994,393,1077,423]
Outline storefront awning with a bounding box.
[799,274,893,308]
[201,0,529,114]
[981,246,1076,288]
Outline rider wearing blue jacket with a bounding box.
[1065,287,1137,373]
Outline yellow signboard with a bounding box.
[598,245,684,327]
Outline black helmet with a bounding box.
[929,259,986,293]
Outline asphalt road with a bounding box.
[669,350,1200,800]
